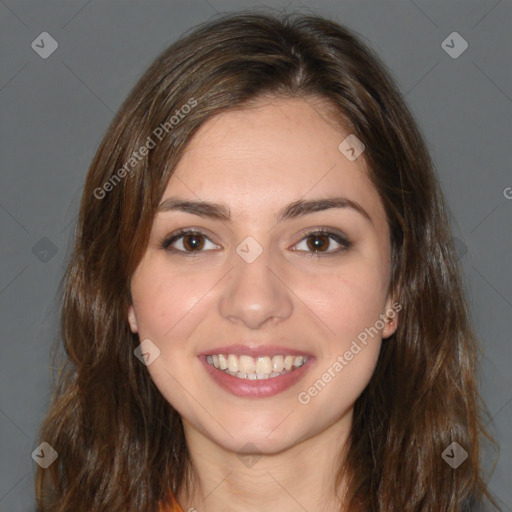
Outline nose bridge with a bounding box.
[218,243,294,329]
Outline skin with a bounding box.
[128,96,398,512]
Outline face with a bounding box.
[128,96,398,455]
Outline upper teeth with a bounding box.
[206,354,307,375]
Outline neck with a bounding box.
[177,414,352,512]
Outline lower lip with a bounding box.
[198,355,315,398]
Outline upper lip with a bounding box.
[197,344,314,358]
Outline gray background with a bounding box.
[0,1,510,510]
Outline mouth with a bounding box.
[205,353,309,380]
[198,352,315,398]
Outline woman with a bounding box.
[35,11,498,512]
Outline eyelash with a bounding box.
[160,228,352,257]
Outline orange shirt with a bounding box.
[159,492,185,512]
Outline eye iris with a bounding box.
[183,234,204,251]
[307,234,329,252]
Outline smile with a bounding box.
[200,353,314,398]
[206,353,309,380]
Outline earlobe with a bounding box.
[382,298,400,339]
[128,305,139,333]
[382,315,398,339]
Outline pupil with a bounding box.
[184,234,203,251]
[308,235,327,251]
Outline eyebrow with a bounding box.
[157,196,372,224]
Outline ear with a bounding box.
[128,305,139,333]
[382,296,400,339]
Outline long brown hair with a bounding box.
[36,10,497,512]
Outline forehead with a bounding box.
[163,97,385,226]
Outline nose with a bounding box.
[218,248,294,330]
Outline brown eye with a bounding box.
[306,234,330,252]
[182,234,205,251]
[161,230,219,254]
[293,230,351,255]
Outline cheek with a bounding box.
[294,258,389,348]
[296,339,381,428]
[130,264,214,415]
[130,261,214,341]
[293,262,386,416]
